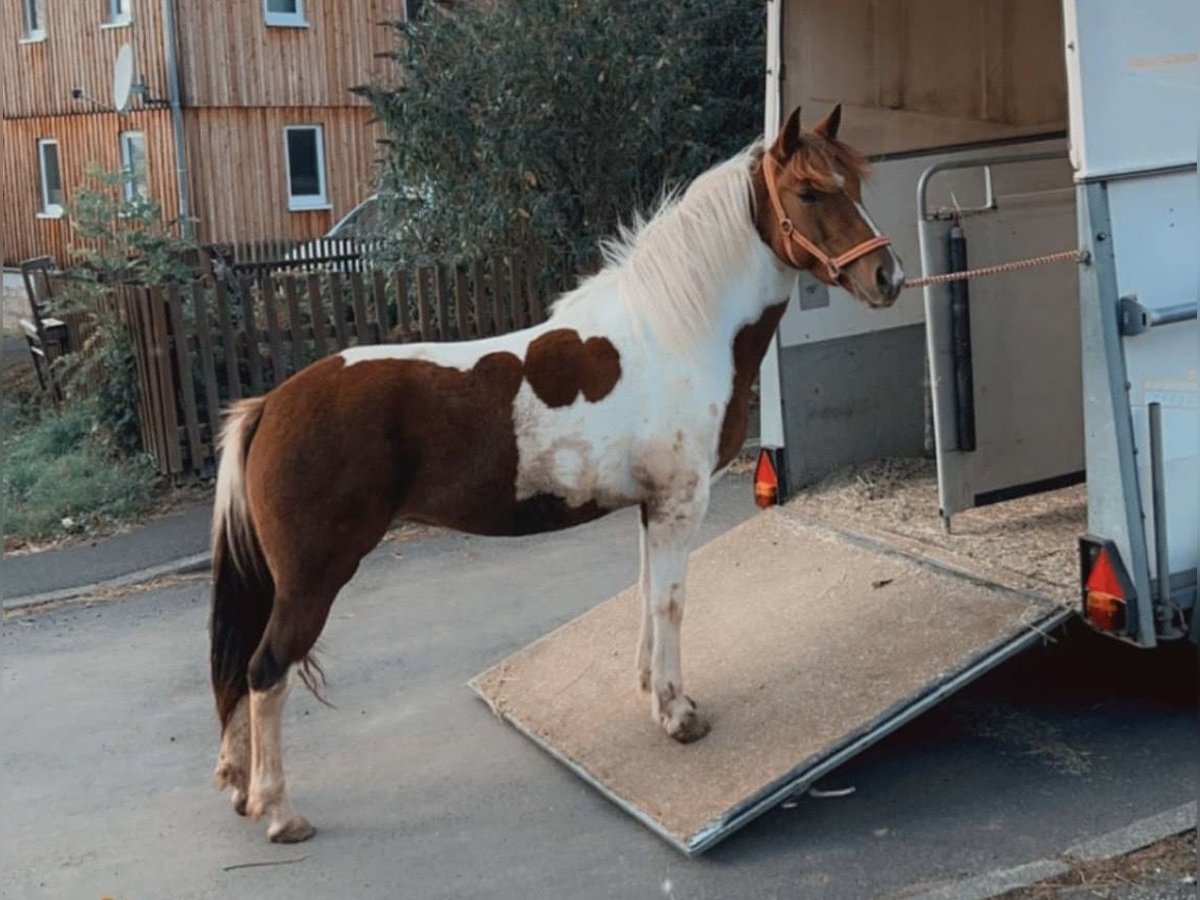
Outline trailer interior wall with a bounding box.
[772,0,1074,488]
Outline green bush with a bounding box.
[56,164,196,454]
[359,0,764,273]
[3,402,159,544]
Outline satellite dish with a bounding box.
[113,43,134,112]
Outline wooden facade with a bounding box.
[1,110,180,265]
[2,1,401,266]
[184,106,382,245]
[174,0,397,108]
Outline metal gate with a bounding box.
[918,151,1084,526]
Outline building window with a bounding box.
[104,0,132,27]
[37,139,64,217]
[21,0,46,41]
[120,131,148,201]
[264,0,306,28]
[284,125,328,210]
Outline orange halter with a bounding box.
[762,152,892,282]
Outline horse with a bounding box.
[209,104,904,843]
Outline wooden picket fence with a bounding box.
[122,250,566,477]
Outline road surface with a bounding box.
[2,473,1194,899]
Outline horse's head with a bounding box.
[756,105,904,308]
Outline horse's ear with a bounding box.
[771,106,803,159]
[813,103,842,141]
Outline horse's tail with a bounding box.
[210,397,273,731]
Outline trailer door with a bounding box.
[919,151,1085,524]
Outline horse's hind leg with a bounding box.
[244,588,339,843]
[215,697,250,814]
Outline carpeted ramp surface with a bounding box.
[471,506,1068,854]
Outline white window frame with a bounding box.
[102,0,133,28]
[119,130,148,202]
[37,138,64,218]
[20,0,46,42]
[263,0,307,28]
[283,125,330,211]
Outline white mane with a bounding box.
[552,144,762,349]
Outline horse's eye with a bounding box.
[798,188,819,204]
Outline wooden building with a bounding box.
[1,0,402,266]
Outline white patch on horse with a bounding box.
[214,695,250,811]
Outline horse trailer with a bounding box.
[474,0,1196,855]
[757,0,1198,649]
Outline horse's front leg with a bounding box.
[636,504,653,693]
[645,481,710,743]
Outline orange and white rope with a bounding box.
[902,249,1086,290]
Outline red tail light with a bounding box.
[754,449,779,509]
[1079,537,1133,634]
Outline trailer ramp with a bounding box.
[471,505,1072,855]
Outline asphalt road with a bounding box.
[2,472,1195,899]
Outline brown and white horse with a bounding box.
[210,105,903,842]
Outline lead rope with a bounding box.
[902,248,1087,290]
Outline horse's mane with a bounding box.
[551,134,870,350]
[552,143,764,350]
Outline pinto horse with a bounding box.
[210,104,904,842]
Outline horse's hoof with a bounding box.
[268,815,315,844]
[231,788,248,817]
[668,708,711,744]
[244,792,269,822]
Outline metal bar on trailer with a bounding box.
[947,225,976,452]
[1118,295,1198,336]
[1077,181,1156,646]
[1147,402,1180,638]
[917,151,1068,221]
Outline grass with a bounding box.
[3,387,161,550]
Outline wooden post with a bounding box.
[454,264,470,339]
[372,270,389,344]
[329,272,350,349]
[284,276,306,373]
[263,277,286,389]
[191,282,222,459]
[472,259,489,337]
[214,279,242,400]
[394,269,411,341]
[166,284,203,472]
[350,272,370,345]
[490,256,506,335]
[416,266,432,341]
[307,272,328,358]
[509,253,526,329]
[239,276,264,395]
[434,264,450,341]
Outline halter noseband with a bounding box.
[762,152,892,282]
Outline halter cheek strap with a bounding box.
[762,152,892,282]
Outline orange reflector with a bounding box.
[1085,548,1125,599]
[754,450,779,509]
[1083,546,1127,633]
[1085,591,1126,632]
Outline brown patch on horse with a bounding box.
[715,302,789,472]
[246,348,609,551]
[524,329,622,408]
[665,585,683,627]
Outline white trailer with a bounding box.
[473,0,1197,855]
[758,0,1198,649]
